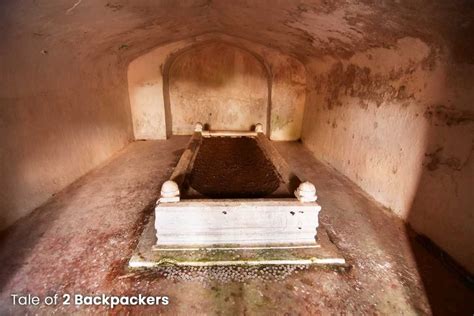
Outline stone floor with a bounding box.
[0,137,472,315]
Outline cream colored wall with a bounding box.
[0,46,133,231]
[267,54,306,140]
[128,41,187,140]
[302,37,474,272]
[169,43,268,134]
[127,34,306,140]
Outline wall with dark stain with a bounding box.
[169,43,268,134]
[128,34,306,140]
[0,46,133,231]
[268,54,306,140]
[302,37,474,272]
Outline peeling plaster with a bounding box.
[301,36,474,272]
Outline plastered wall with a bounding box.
[169,43,269,135]
[302,37,474,272]
[0,46,133,231]
[128,34,306,140]
[169,43,268,134]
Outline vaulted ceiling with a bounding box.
[1,0,472,64]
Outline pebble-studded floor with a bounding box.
[0,137,472,315]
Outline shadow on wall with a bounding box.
[404,105,474,314]
[407,21,474,310]
[300,36,474,314]
[0,60,132,233]
[405,33,474,312]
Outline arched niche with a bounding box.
[163,41,272,135]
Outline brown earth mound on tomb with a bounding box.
[189,137,280,198]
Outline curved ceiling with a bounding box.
[1,0,472,64]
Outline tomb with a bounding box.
[129,124,345,267]
[1,0,473,313]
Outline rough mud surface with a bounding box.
[189,137,280,198]
[0,137,472,315]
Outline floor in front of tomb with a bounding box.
[0,136,472,314]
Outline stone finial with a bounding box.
[255,123,264,133]
[195,122,203,132]
[294,181,317,202]
[159,180,180,203]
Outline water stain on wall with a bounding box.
[424,105,474,127]
[320,62,416,110]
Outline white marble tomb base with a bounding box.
[155,199,321,247]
